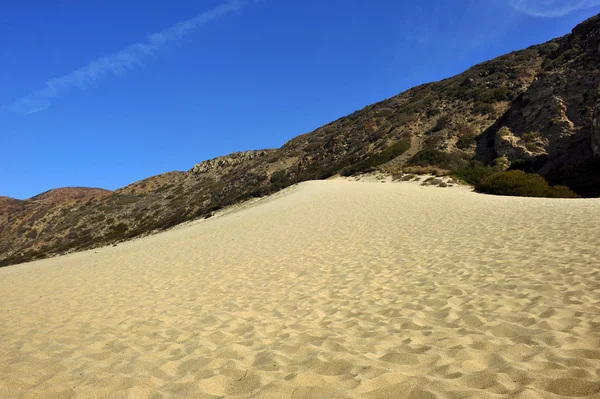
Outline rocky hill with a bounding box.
[2,14,599,267]
[0,188,111,263]
[26,187,111,206]
[0,197,24,214]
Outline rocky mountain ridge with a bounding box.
[2,14,599,267]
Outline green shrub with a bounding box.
[269,170,292,190]
[111,195,140,206]
[305,141,322,152]
[548,185,580,198]
[432,114,452,132]
[424,135,444,149]
[522,131,540,142]
[498,127,511,137]
[525,142,541,152]
[341,140,410,176]
[408,149,446,166]
[477,87,511,103]
[475,170,579,198]
[427,108,441,117]
[457,86,513,103]
[514,49,538,62]
[473,103,495,115]
[377,107,394,117]
[407,149,468,170]
[106,222,129,240]
[391,113,417,126]
[456,133,477,149]
[296,161,338,181]
[379,140,411,160]
[452,161,495,185]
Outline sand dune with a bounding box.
[1,179,599,398]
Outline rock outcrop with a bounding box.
[191,150,276,176]
[593,90,600,156]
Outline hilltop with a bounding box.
[2,14,600,266]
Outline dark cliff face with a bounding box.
[473,15,600,197]
[2,14,600,267]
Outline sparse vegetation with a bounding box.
[525,142,541,152]
[478,87,511,103]
[269,170,290,191]
[407,149,468,170]
[522,131,540,142]
[341,140,411,176]
[456,133,477,149]
[106,223,129,240]
[111,195,140,206]
[432,114,452,132]
[424,135,444,149]
[377,107,394,117]
[455,123,475,137]
[475,170,579,198]
[452,161,496,185]
[473,103,495,115]
[498,127,511,137]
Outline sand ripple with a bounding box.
[1,180,599,398]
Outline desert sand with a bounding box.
[1,178,599,398]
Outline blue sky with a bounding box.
[2,0,600,199]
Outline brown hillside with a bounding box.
[28,187,111,206]
[0,197,25,214]
[1,14,599,267]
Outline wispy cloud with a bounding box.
[509,0,600,17]
[9,0,247,115]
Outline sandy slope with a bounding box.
[1,179,599,399]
